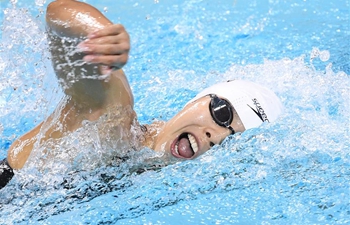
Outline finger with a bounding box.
[79,42,130,55]
[100,65,113,75]
[83,54,128,68]
[83,32,129,45]
[88,24,127,39]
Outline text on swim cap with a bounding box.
[248,98,269,122]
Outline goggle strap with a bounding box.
[227,126,235,135]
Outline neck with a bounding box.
[141,121,165,150]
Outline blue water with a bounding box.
[0,0,349,224]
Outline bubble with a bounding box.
[319,50,330,62]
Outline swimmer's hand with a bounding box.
[78,24,130,72]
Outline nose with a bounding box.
[203,127,230,147]
[205,131,215,147]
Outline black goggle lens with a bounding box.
[209,94,235,134]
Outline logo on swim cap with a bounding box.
[247,98,269,122]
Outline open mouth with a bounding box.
[171,133,199,159]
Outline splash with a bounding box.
[1,50,349,224]
[0,7,61,158]
[0,0,349,224]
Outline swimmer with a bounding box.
[0,0,283,189]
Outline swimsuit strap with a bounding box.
[0,158,14,189]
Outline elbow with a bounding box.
[46,0,110,37]
[46,0,66,22]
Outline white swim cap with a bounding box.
[189,80,283,130]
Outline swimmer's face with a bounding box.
[153,95,245,161]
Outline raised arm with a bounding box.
[7,1,133,170]
[46,0,130,107]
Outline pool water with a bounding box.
[0,0,349,224]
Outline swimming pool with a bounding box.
[0,0,349,224]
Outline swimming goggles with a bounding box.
[208,94,235,134]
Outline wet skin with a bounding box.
[152,95,246,160]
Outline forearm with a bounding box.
[46,0,112,106]
[46,0,130,108]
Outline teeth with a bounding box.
[175,142,179,155]
[188,134,198,153]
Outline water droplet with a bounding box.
[310,47,320,60]
[35,0,45,7]
[319,50,330,62]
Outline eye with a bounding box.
[210,142,215,147]
[206,132,211,138]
